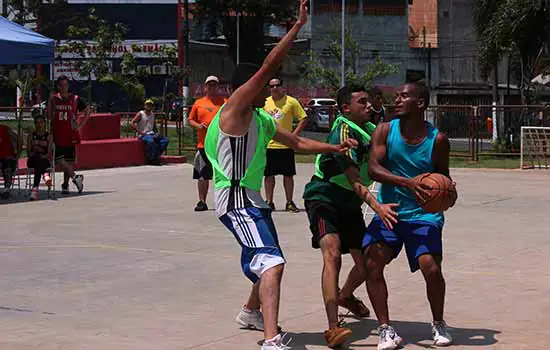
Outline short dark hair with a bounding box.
[369,86,382,98]
[269,77,283,86]
[231,63,260,90]
[56,75,69,86]
[32,108,44,121]
[336,84,368,113]
[408,82,430,108]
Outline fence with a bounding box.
[2,104,549,161]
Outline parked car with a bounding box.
[304,98,337,131]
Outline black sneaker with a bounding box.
[268,202,276,211]
[194,201,208,212]
[285,201,299,213]
[62,183,69,195]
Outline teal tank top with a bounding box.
[378,119,444,227]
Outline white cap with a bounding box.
[205,75,219,84]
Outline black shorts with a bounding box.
[193,148,213,180]
[55,146,76,163]
[27,155,51,171]
[305,200,366,254]
[264,149,296,177]
[0,159,16,172]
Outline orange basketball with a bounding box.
[415,173,457,213]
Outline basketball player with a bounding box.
[204,2,356,349]
[48,75,90,194]
[362,82,457,350]
[303,85,399,348]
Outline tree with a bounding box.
[301,27,398,95]
[194,0,297,65]
[474,0,550,104]
[57,7,128,103]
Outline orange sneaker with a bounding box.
[338,294,370,318]
[43,174,52,187]
[324,326,352,348]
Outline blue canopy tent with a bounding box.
[0,16,55,64]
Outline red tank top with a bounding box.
[52,93,80,146]
[0,125,15,158]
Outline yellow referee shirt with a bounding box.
[264,95,307,149]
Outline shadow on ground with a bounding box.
[282,317,501,349]
[0,189,113,205]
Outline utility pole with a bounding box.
[182,0,190,101]
[340,0,345,88]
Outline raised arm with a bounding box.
[272,123,357,155]
[223,0,308,119]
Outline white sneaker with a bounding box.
[261,333,292,350]
[235,307,264,331]
[432,321,453,346]
[378,324,403,350]
[29,188,38,201]
[73,175,84,194]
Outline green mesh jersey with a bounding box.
[302,115,375,210]
[204,106,277,216]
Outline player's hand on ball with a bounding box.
[408,176,432,204]
[376,203,399,230]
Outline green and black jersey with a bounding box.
[302,115,375,211]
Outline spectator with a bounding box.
[263,77,308,212]
[0,124,18,199]
[132,99,169,165]
[48,75,89,195]
[27,109,53,200]
[188,75,226,211]
[369,87,386,124]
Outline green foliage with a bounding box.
[194,0,297,64]
[474,0,550,103]
[301,27,398,95]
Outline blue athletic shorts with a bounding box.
[219,207,285,283]
[362,218,443,272]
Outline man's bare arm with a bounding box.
[368,122,412,188]
[292,118,308,136]
[344,165,399,229]
[220,0,308,132]
[432,132,451,178]
[77,106,91,130]
[272,124,356,154]
[131,112,144,135]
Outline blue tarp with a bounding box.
[0,16,55,64]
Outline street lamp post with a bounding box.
[341,0,345,88]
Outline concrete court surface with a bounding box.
[0,164,549,350]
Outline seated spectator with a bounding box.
[27,110,53,200]
[131,99,169,165]
[0,124,19,199]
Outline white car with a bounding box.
[305,98,337,131]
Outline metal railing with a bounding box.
[2,104,548,161]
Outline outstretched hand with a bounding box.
[376,203,399,230]
[296,0,309,26]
